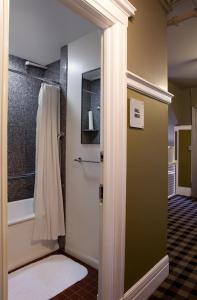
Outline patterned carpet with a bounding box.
[150,195,197,300]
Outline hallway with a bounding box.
[150,196,197,300]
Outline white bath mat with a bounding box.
[8,254,88,300]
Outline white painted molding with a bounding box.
[112,0,137,17]
[0,0,9,299]
[122,255,169,300]
[168,193,176,199]
[101,22,128,300]
[65,247,99,270]
[127,71,173,104]
[175,125,192,131]
[61,0,136,28]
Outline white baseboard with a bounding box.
[122,255,169,300]
[177,187,191,197]
[168,193,175,199]
[65,247,99,269]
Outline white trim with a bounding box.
[0,0,9,299]
[101,22,128,300]
[168,193,176,199]
[126,71,173,104]
[1,1,135,300]
[60,0,136,29]
[112,0,137,17]
[175,125,192,131]
[65,247,99,270]
[176,187,191,197]
[175,126,192,197]
[122,256,169,300]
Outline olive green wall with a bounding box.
[168,83,197,146]
[125,90,168,291]
[168,82,191,146]
[128,0,167,90]
[191,87,197,107]
[125,0,168,292]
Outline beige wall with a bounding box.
[125,0,168,292]
[128,0,167,90]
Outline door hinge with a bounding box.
[99,184,103,203]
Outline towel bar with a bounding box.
[74,157,100,164]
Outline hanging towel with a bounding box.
[33,83,65,240]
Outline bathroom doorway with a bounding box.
[7,0,101,299]
[0,0,133,299]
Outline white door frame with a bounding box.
[0,0,9,299]
[0,0,136,299]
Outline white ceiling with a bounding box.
[167,0,197,87]
[9,0,97,65]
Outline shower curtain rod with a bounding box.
[8,68,60,86]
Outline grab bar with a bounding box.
[74,157,100,164]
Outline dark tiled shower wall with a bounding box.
[8,52,67,202]
[8,55,43,202]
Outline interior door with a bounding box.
[192,108,197,197]
[178,130,191,188]
[176,127,192,196]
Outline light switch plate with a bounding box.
[130,98,144,129]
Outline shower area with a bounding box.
[7,1,101,298]
[7,49,67,270]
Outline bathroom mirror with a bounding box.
[81,68,100,144]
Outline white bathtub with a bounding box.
[8,198,35,226]
[8,198,58,271]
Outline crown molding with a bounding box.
[113,0,137,17]
[127,71,174,104]
[61,0,136,28]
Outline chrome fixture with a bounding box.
[74,157,100,164]
[25,60,48,70]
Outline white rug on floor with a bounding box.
[8,254,88,300]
